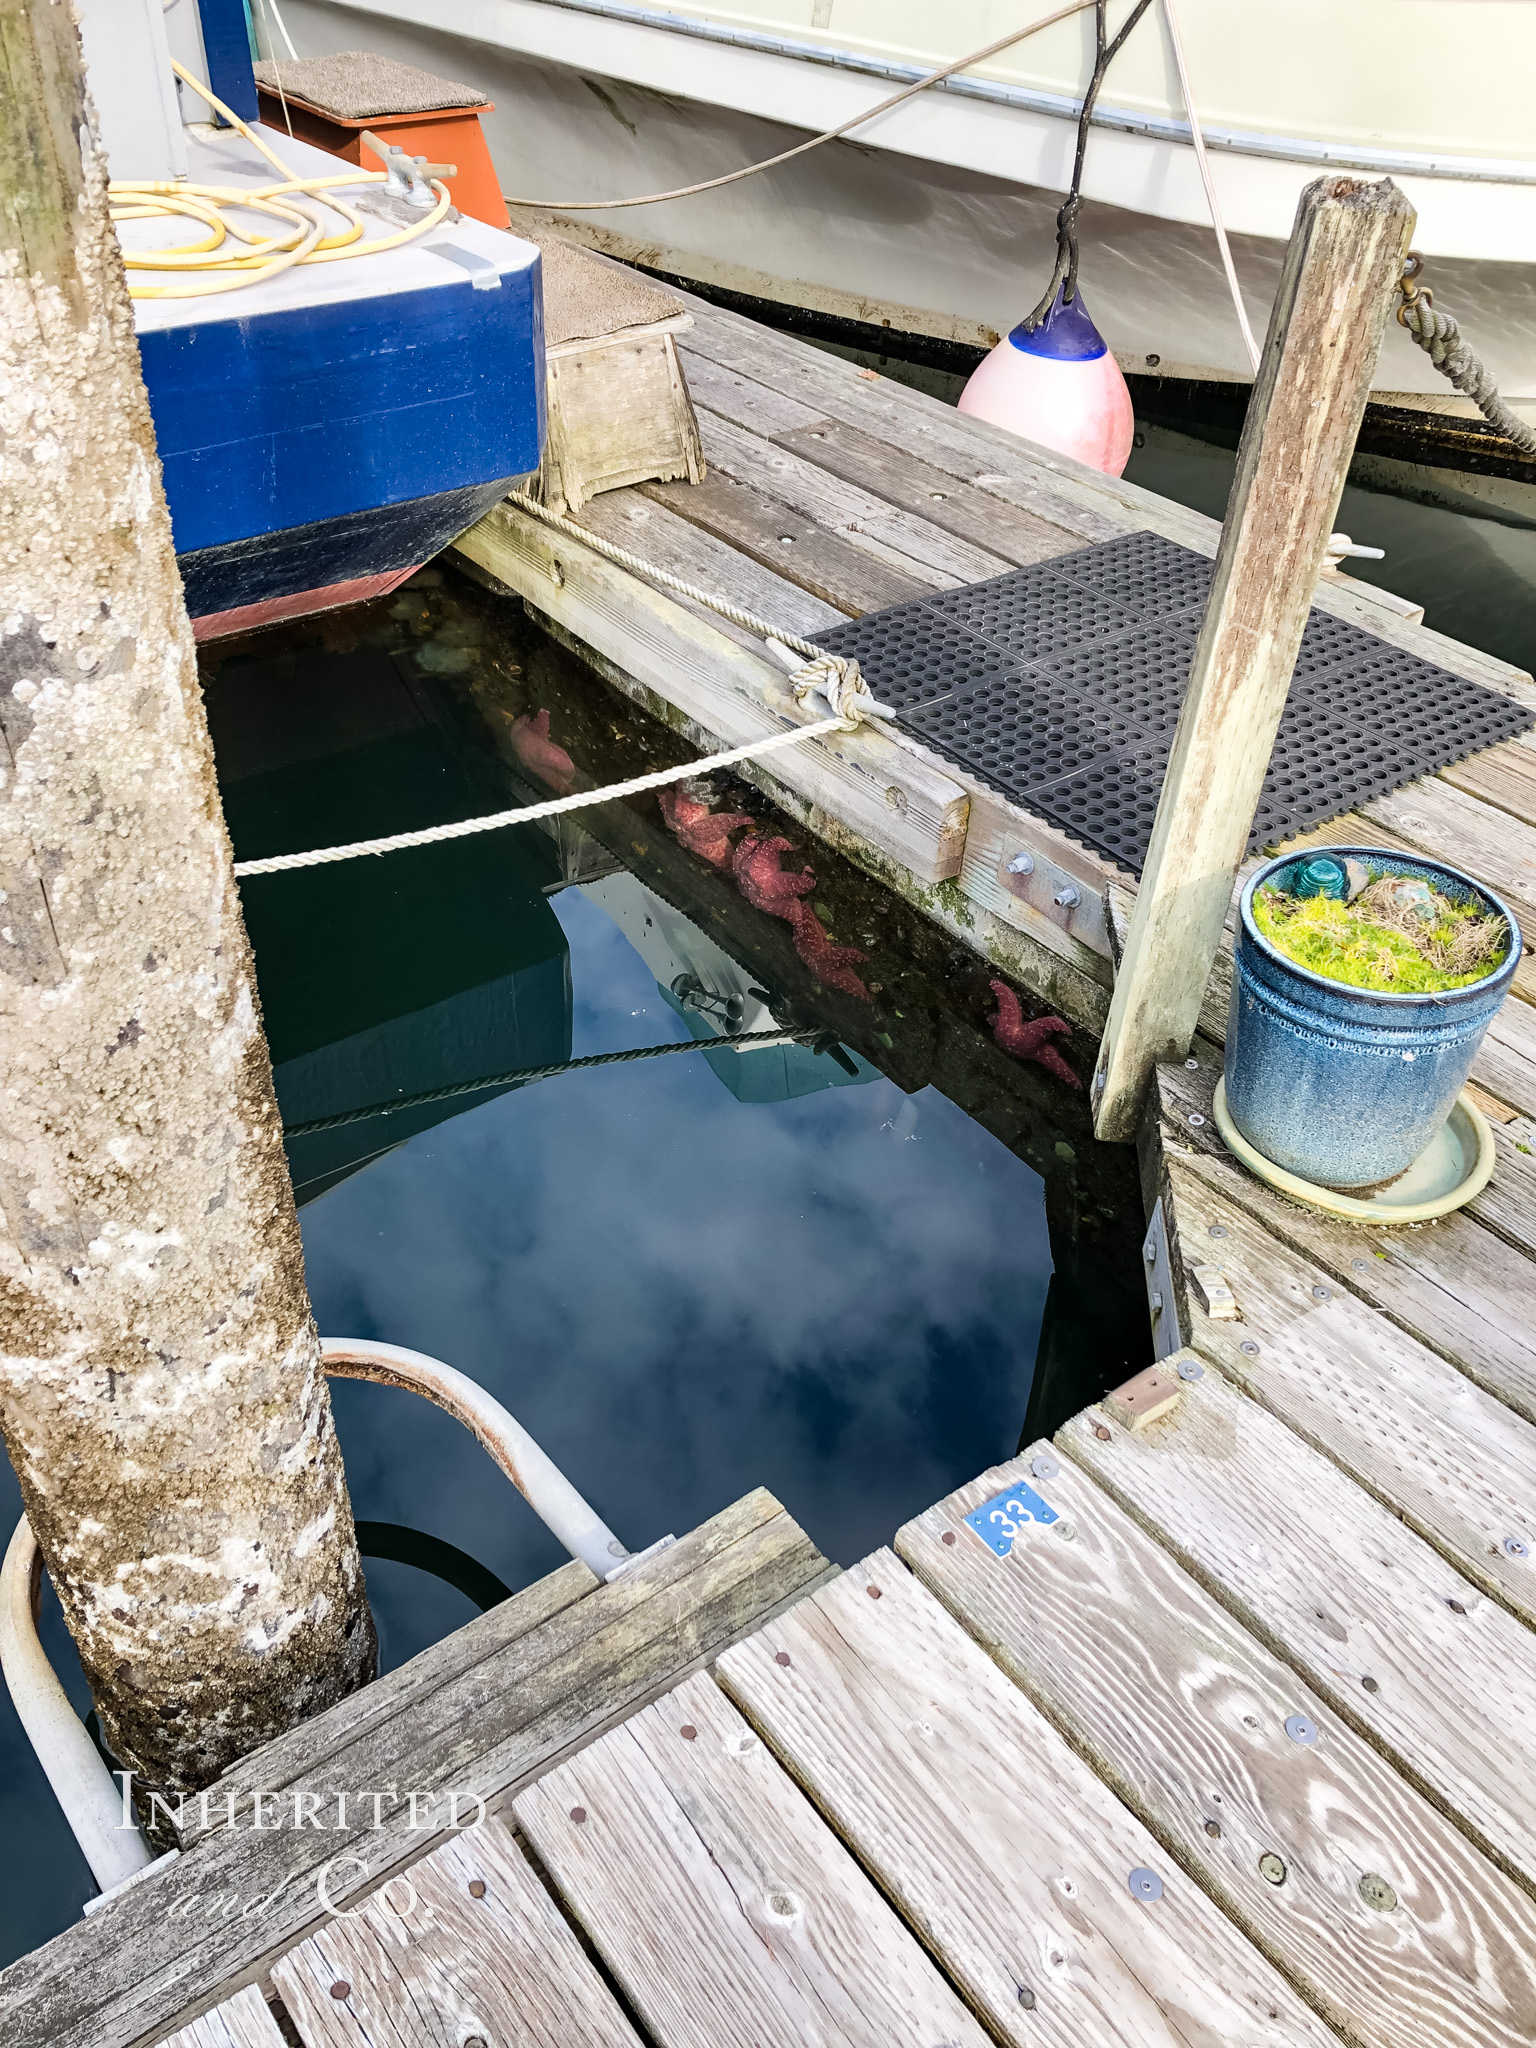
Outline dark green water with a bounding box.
[0,573,1147,1964]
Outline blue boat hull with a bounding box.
[131,120,546,634]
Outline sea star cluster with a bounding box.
[657,789,756,873]
[989,979,1080,1088]
[658,794,871,1001]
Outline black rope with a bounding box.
[1020,0,1155,331]
[281,1028,820,1137]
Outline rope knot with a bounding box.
[789,654,887,731]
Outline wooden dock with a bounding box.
[6,272,1536,2047]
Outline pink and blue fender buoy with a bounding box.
[958,286,1135,477]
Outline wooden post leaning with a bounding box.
[1090,176,1416,1141]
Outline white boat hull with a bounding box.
[270,0,1536,429]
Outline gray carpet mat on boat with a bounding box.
[254,52,488,119]
[817,530,1533,877]
[535,238,688,348]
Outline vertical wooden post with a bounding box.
[0,0,373,1799]
[1091,176,1415,1140]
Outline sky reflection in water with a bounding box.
[0,675,1051,1964]
[314,884,1050,1674]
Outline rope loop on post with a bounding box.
[1395,255,1536,459]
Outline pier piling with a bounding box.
[1091,175,1417,1139]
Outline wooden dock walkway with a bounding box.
[6,270,1536,2048]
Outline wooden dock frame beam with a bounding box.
[1091,175,1417,1141]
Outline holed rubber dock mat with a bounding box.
[818,530,1532,876]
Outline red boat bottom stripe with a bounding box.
[190,567,420,642]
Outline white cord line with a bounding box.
[262,0,300,59]
[232,715,848,876]
[253,0,298,136]
[232,492,889,879]
[503,0,1097,212]
[1160,0,1261,375]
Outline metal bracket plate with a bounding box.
[1142,1196,1183,1361]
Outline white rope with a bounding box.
[501,2,1097,213]
[232,493,890,879]
[233,717,848,875]
[1160,0,1261,375]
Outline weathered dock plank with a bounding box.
[578,487,849,642]
[672,347,831,440]
[773,418,1083,569]
[1469,996,1536,1120]
[270,1821,641,2048]
[640,467,938,612]
[718,1553,1338,2046]
[696,404,1014,589]
[1444,738,1536,832]
[1056,1367,1536,1894]
[514,1671,990,2048]
[674,320,1172,552]
[180,1559,596,1848]
[0,1493,829,2048]
[156,1988,284,2048]
[1152,1153,1536,1623]
[1470,1115,1536,1259]
[898,1453,1536,2048]
[1150,1053,1536,1424]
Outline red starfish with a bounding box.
[658,788,755,872]
[731,834,816,916]
[989,980,1080,1088]
[788,899,870,1001]
[504,708,575,795]
[730,836,869,1000]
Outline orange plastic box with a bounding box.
[256,89,510,229]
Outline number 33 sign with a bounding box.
[963,1480,1059,1557]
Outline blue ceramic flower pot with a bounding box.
[1224,847,1522,1190]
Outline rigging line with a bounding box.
[1160,0,1260,373]
[281,1030,805,1134]
[1021,0,1155,329]
[253,0,297,138]
[501,0,1097,212]
[231,714,851,876]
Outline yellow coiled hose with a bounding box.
[112,61,452,299]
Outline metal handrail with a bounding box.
[0,1341,651,1900]
[320,1339,638,1579]
[0,1517,153,1893]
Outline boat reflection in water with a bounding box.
[207,637,574,1204]
[584,871,877,1107]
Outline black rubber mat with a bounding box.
[818,530,1532,876]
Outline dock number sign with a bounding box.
[964,1481,1059,1556]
